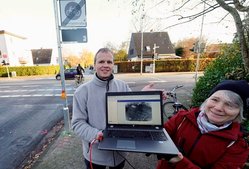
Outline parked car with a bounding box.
[56,68,77,80]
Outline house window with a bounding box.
[129,49,134,55]
[145,46,151,52]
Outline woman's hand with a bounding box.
[169,153,183,163]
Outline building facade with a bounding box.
[0,30,58,66]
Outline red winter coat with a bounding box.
[156,108,249,169]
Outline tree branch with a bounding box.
[233,0,249,12]
[173,0,191,12]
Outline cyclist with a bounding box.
[76,64,84,84]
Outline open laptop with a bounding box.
[98,91,179,156]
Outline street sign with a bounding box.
[61,28,87,43]
[59,0,86,27]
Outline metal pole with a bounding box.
[6,65,10,78]
[194,3,205,83]
[53,0,71,133]
[140,17,144,75]
[153,43,159,74]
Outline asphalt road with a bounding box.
[0,72,197,169]
[0,76,75,169]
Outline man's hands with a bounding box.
[141,83,155,91]
[141,83,168,102]
[96,131,103,141]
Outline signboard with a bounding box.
[59,0,86,27]
[61,28,87,43]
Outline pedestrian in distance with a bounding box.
[156,80,249,169]
[72,48,154,169]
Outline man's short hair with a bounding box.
[94,48,114,64]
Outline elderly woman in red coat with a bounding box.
[156,80,249,169]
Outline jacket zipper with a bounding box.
[186,132,202,156]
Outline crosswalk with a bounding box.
[0,87,76,98]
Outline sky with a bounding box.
[0,0,237,55]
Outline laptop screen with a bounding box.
[106,91,163,126]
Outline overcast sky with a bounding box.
[0,0,237,54]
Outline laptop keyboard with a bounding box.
[107,130,167,141]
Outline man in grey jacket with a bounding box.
[72,48,131,169]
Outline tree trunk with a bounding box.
[216,0,249,72]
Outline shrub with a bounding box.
[0,65,59,77]
[191,43,248,107]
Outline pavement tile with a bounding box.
[31,131,158,169]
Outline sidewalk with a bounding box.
[31,131,158,169]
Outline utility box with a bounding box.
[113,65,118,73]
[11,71,16,77]
[145,65,152,73]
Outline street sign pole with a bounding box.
[53,0,71,133]
[53,0,87,133]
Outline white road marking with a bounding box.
[0,87,75,98]
[0,94,74,98]
[148,80,166,83]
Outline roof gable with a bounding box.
[131,32,174,56]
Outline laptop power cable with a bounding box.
[89,134,104,169]
[116,151,136,169]
[89,138,97,169]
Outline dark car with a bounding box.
[56,68,77,80]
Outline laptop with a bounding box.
[98,91,179,156]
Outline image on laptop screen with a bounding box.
[107,92,162,126]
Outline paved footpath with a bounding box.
[31,131,158,169]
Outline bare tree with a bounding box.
[176,0,249,71]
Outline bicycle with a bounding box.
[74,74,84,87]
[162,85,188,122]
